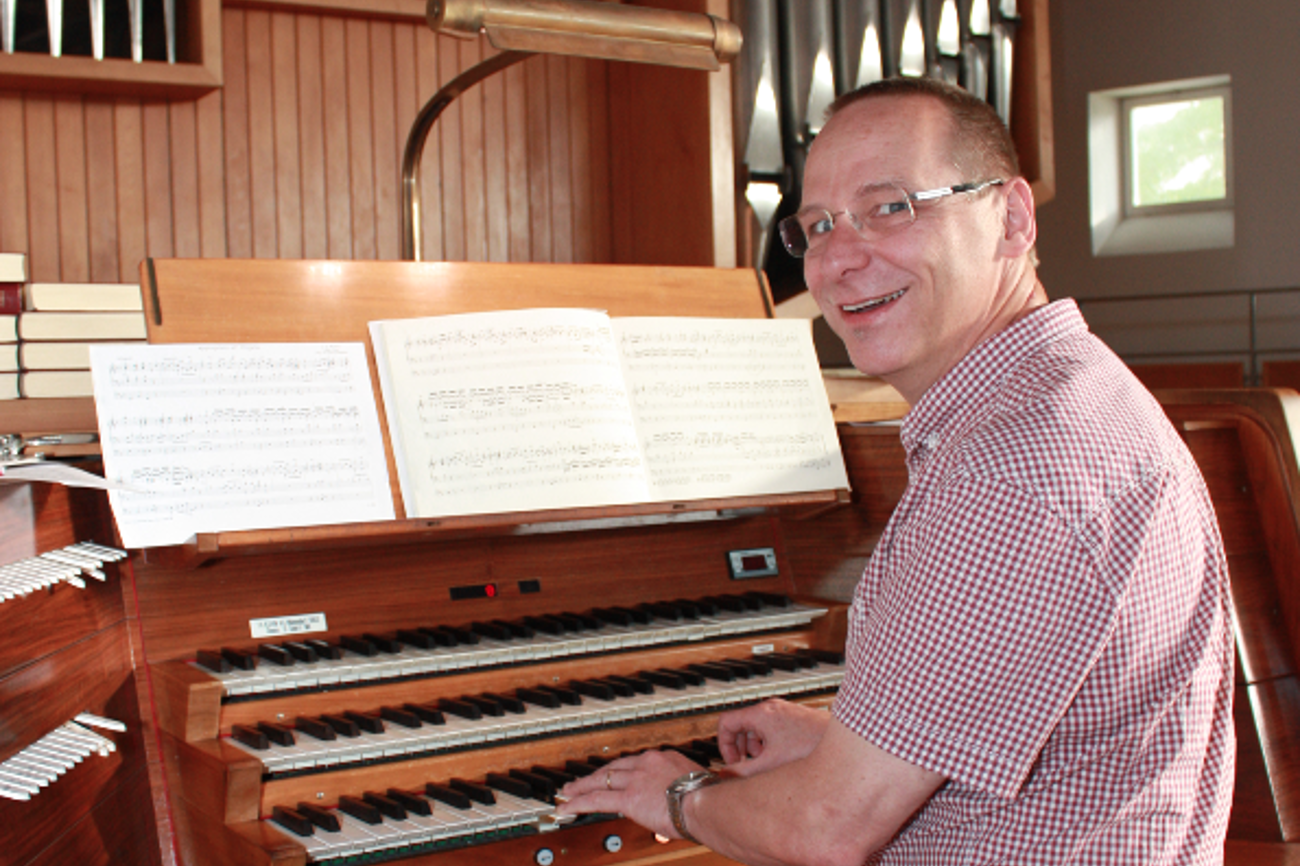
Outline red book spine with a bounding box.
[0,283,21,315]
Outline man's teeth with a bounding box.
[844,288,907,313]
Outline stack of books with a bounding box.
[0,252,147,400]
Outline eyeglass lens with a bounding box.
[779,183,915,258]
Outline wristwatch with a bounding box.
[665,769,723,843]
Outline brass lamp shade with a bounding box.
[428,0,742,71]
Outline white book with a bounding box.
[20,340,145,371]
[19,369,95,398]
[0,253,26,283]
[0,371,15,400]
[369,309,849,519]
[90,342,395,549]
[24,282,143,312]
[19,311,147,341]
[0,343,15,373]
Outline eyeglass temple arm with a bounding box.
[400,50,533,262]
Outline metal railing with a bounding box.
[1074,286,1300,386]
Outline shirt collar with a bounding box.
[900,299,1089,458]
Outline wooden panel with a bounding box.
[1129,362,1245,389]
[84,99,121,281]
[221,7,254,259]
[1265,363,1300,393]
[296,15,328,260]
[170,100,203,258]
[24,96,59,281]
[53,94,90,282]
[113,100,148,282]
[0,93,29,255]
[271,11,303,260]
[245,9,279,259]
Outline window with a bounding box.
[1088,76,1233,257]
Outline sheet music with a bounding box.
[370,309,650,518]
[90,343,394,548]
[613,317,849,500]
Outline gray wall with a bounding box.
[1034,0,1300,371]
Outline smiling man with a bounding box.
[559,78,1235,865]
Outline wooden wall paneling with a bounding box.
[221,8,253,259]
[53,94,91,282]
[0,93,28,255]
[567,56,592,264]
[456,38,487,262]
[369,20,401,261]
[481,46,509,263]
[546,55,574,263]
[244,10,278,258]
[525,54,552,262]
[169,100,202,258]
[320,17,352,259]
[112,100,148,282]
[503,62,530,262]
[194,89,228,258]
[586,58,612,264]
[141,102,176,258]
[437,34,465,261]
[83,99,120,281]
[414,26,444,262]
[23,96,59,281]
[295,15,327,260]
[271,11,303,260]
[390,19,418,261]
[345,18,377,260]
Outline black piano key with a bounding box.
[496,619,534,639]
[606,673,654,695]
[438,698,482,720]
[670,667,706,687]
[529,765,575,787]
[221,648,258,670]
[379,706,421,728]
[798,647,845,665]
[282,641,320,663]
[541,684,583,706]
[584,754,609,768]
[641,669,687,689]
[643,602,682,621]
[714,659,757,679]
[231,724,269,750]
[424,783,472,810]
[320,714,361,738]
[272,805,314,836]
[521,616,562,635]
[339,635,379,657]
[417,626,458,647]
[258,722,295,747]
[481,691,526,714]
[687,597,718,616]
[448,778,496,805]
[295,716,337,741]
[733,593,764,611]
[195,649,232,673]
[508,769,556,801]
[362,791,407,821]
[570,679,617,701]
[773,651,817,669]
[568,612,602,630]
[516,687,561,709]
[740,657,773,676]
[590,677,634,698]
[590,607,630,627]
[763,653,801,672]
[443,626,480,645]
[691,739,724,762]
[564,759,597,778]
[304,639,344,660]
[257,644,294,666]
[343,711,384,734]
[338,795,382,825]
[405,703,446,725]
[544,613,582,632]
[703,594,747,612]
[748,591,792,609]
[486,772,535,800]
[470,621,510,641]
[669,599,702,619]
[363,633,402,654]
[386,788,433,816]
[297,802,341,832]
[396,629,438,650]
[687,662,735,682]
[464,695,505,717]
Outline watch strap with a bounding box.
[666,770,722,844]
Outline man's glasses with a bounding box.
[778,179,1005,258]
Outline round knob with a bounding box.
[603,834,623,853]
[534,847,555,866]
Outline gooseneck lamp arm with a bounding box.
[401,0,742,261]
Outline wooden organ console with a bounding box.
[3,258,1300,866]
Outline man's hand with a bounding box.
[717,699,832,776]
[556,747,704,839]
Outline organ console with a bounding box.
[3,259,1298,866]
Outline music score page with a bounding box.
[369,310,848,519]
[90,342,395,548]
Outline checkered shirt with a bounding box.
[832,300,1235,865]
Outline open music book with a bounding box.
[369,309,849,519]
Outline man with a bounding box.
[559,77,1235,864]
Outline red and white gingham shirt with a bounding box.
[833,300,1235,864]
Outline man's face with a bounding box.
[801,96,1011,403]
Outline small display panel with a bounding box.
[727,547,779,580]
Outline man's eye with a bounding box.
[870,200,909,218]
[805,215,834,236]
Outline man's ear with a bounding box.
[997,176,1037,259]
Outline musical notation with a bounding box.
[90,343,395,549]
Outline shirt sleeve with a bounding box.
[832,473,1120,798]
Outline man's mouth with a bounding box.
[843,288,907,314]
